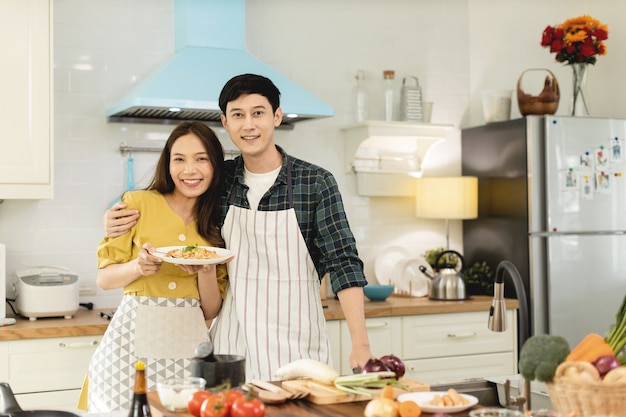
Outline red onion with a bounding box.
[379,354,406,379]
[593,354,620,378]
[362,357,391,374]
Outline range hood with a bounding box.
[106,0,334,128]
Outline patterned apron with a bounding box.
[209,162,331,381]
[87,295,208,412]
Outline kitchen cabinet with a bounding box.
[341,121,457,196]
[330,309,517,382]
[0,0,53,199]
[402,310,517,383]
[0,335,101,411]
[338,316,402,375]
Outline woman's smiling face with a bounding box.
[169,133,213,199]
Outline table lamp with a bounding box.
[415,176,478,249]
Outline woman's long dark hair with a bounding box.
[147,121,225,247]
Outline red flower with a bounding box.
[540,15,608,65]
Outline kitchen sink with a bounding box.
[430,375,553,411]
[429,379,501,407]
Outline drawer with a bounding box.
[8,335,101,394]
[404,352,517,384]
[402,311,515,359]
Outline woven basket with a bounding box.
[516,68,560,116]
[547,377,626,416]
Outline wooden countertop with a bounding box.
[0,295,517,341]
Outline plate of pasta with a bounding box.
[153,244,234,265]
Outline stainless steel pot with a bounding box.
[0,383,79,417]
[418,250,468,301]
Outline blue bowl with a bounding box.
[363,284,394,302]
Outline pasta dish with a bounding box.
[166,244,220,260]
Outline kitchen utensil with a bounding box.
[249,379,308,400]
[190,341,245,389]
[400,76,423,122]
[0,382,80,417]
[397,391,479,413]
[418,250,469,300]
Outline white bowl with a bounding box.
[156,377,207,411]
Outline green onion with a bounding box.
[334,371,409,396]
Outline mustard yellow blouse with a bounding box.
[97,190,228,299]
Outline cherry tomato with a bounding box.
[200,395,229,417]
[187,390,212,417]
[230,396,265,417]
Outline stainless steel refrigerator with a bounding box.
[462,115,626,348]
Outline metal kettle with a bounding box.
[418,250,468,300]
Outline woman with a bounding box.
[83,121,229,412]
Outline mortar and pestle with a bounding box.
[190,340,245,389]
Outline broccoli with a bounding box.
[518,334,570,382]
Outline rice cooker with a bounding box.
[16,267,79,321]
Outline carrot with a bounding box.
[566,333,614,363]
[381,384,395,400]
[397,400,422,417]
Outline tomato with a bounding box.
[200,395,229,417]
[223,389,245,409]
[187,390,213,417]
[230,397,265,417]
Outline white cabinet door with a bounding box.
[326,320,341,373]
[339,316,402,375]
[0,0,53,199]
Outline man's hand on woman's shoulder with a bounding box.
[104,201,139,238]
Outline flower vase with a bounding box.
[570,63,590,117]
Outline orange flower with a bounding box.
[541,15,608,65]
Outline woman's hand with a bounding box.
[104,201,139,238]
[137,243,163,276]
[177,263,216,275]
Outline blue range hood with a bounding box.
[106,0,334,128]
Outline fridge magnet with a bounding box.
[595,171,611,193]
[581,175,594,199]
[610,137,622,163]
[579,151,593,170]
[563,168,578,190]
[595,146,608,168]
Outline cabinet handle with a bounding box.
[447,332,477,339]
[59,340,99,349]
[365,322,388,329]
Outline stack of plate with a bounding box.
[374,245,430,298]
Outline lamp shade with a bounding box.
[415,176,478,219]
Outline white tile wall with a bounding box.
[1,0,625,308]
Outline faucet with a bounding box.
[488,260,531,412]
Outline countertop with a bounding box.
[0,295,517,341]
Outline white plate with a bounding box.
[397,391,479,413]
[153,246,234,265]
[392,257,430,297]
[374,245,410,285]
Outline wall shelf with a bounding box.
[341,121,455,196]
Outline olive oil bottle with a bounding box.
[128,361,152,417]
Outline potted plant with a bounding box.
[464,261,494,296]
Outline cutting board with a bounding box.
[281,377,429,405]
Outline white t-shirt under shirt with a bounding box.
[243,165,281,210]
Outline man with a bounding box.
[104,74,373,380]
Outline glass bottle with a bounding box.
[382,70,396,121]
[351,70,369,123]
[128,361,152,417]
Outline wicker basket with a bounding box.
[547,377,626,416]
[516,68,560,116]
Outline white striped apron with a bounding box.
[209,164,331,381]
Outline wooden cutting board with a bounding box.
[281,377,429,405]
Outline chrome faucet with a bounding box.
[488,260,531,411]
